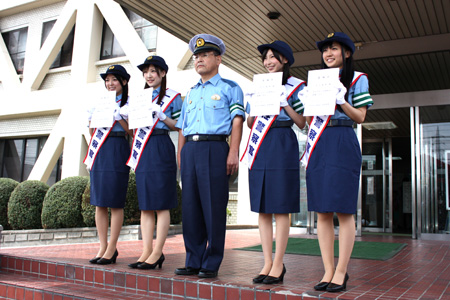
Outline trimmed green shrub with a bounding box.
[81,178,96,227]
[0,178,19,229]
[8,180,49,229]
[170,182,182,224]
[41,176,89,229]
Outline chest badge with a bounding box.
[211,94,221,100]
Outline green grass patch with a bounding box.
[235,238,407,261]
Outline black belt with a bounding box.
[327,120,354,127]
[108,131,127,137]
[271,120,293,128]
[152,129,169,135]
[186,134,228,142]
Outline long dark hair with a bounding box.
[143,65,167,105]
[261,48,290,85]
[320,41,354,102]
[106,74,129,107]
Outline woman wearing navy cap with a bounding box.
[126,56,182,270]
[86,64,132,265]
[302,32,373,292]
[243,41,306,284]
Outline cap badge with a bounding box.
[327,33,334,38]
[146,56,153,61]
[108,66,115,70]
[196,38,205,48]
[211,94,221,101]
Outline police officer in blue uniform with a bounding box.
[174,34,245,278]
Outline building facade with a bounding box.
[2,0,450,239]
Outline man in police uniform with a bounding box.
[174,34,245,278]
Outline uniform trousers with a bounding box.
[180,140,229,271]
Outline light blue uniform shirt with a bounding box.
[332,73,373,120]
[245,81,305,121]
[111,94,126,132]
[176,73,245,135]
[152,87,183,130]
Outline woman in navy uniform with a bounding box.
[303,32,373,292]
[127,56,182,270]
[244,41,306,284]
[87,65,132,265]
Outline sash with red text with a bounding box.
[127,89,180,171]
[241,77,305,169]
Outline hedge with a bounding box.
[41,176,89,229]
[8,180,49,229]
[0,178,19,230]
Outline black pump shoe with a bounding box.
[137,254,165,270]
[128,261,143,268]
[326,273,349,292]
[262,264,286,284]
[97,250,119,265]
[89,257,101,264]
[314,281,330,291]
[252,274,268,283]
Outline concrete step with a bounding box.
[0,271,183,299]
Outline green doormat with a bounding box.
[235,238,407,261]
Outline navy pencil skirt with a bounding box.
[90,136,130,208]
[249,127,300,214]
[306,126,361,214]
[135,134,177,211]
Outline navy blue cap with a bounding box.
[189,34,226,55]
[100,65,131,81]
[316,32,355,54]
[257,40,295,66]
[137,55,168,72]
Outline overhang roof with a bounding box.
[115,0,450,97]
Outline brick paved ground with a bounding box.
[0,228,449,299]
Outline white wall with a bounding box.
[0,0,257,225]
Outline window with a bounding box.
[125,8,157,51]
[41,20,75,69]
[0,137,61,185]
[100,7,157,60]
[2,27,28,74]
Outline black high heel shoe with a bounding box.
[314,281,330,291]
[128,261,143,268]
[252,274,268,283]
[89,256,101,264]
[137,254,165,270]
[262,264,286,284]
[326,273,349,292]
[97,249,119,265]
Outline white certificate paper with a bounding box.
[303,68,340,116]
[249,72,283,116]
[89,90,116,128]
[128,88,154,129]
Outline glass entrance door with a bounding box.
[361,139,392,232]
[417,105,450,237]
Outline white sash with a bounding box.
[83,123,116,171]
[241,77,305,169]
[300,72,364,169]
[300,115,330,169]
[127,88,180,171]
